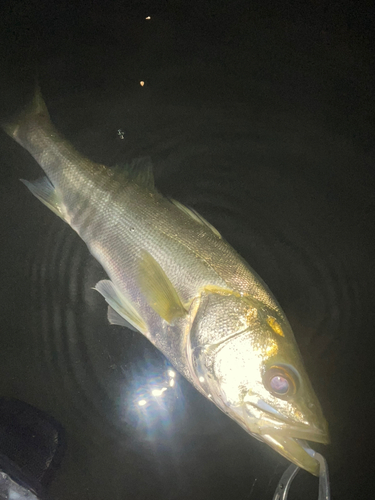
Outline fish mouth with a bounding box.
[238,405,329,476]
[260,430,328,476]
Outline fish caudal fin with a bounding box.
[1,83,50,142]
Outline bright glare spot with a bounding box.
[152,387,167,397]
[168,370,176,378]
[138,399,147,407]
[169,378,175,387]
[266,342,278,356]
[140,81,145,87]
[145,16,151,20]
[199,376,204,383]
[214,340,263,404]
[264,434,281,448]
[208,394,212,398]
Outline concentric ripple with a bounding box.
[27,215,189,446]
[23,129,362,472]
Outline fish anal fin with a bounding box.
[95,279,148,334]
[137,250,187,324]
[21,177,66,221]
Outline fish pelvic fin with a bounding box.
[95,279,148,335]
[1,83,50,142]
[137,250,187,324]
[107,306,138,331]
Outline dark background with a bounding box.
[0,1,374,499]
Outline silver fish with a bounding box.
[2,88,329,475]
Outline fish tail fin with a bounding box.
[1,82,50,142]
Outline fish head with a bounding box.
[187,290,329,475]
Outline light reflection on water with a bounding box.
[24,217,203,446]
[118,360,186,440]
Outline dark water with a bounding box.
[0,2,374,499]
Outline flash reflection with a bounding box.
[131,366,181,424]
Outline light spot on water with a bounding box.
[151,387,167,397]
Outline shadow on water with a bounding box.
[0,2,374,499]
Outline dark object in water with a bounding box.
[0,398,65,499]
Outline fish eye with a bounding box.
[263,366,297,399]
[270,375,289,394]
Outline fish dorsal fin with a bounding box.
[137,250,187,324]
[95,279,148,334]
[21,177,67,221]
[113,156,155,191]
[170,199,221,239]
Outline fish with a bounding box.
[2,87,329,475]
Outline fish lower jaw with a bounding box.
[263,434,321,476]
[227,408,328,475]
[258,424,329,445]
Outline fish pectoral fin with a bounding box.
[21,177,66,221]
[170,199,221,238]
[95,279,148,334]
[137,250,187,324]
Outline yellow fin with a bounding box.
[137,250,187,324]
